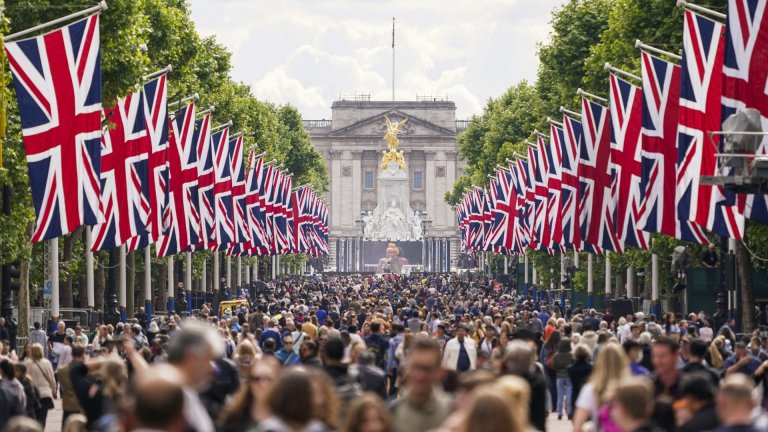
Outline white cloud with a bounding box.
[189,0,566,119]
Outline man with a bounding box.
[681,339,720,385]
[582,309,600,332]
[260,319,283,351]
[701,243,718,268]
[322,337,362,402]
[57,335,74,370]
[715,374,761,432]
[351,351,387,400]
[275,334,299,366]
[57,344,84,423]
[442,324,476,372]
[0,368,22,432]
[749,335,768,361]
[129,364,187,432]
[652,336,682,432]
[135,307,150,330]
[48,321,67,366]
[609,377,656,432]
[623,340,650,376]
[28,322,47,349]
[723,341,762,377]
[501,339,548,432]
[679,373,720,432]
[73,326,89,346]
[299,340,322,367]
[365,322,389,370]
[390,337,452,432]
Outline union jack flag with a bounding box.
[677,10,744,240]
[211,128,235,249]
[609,73,649,249]
[195,114,214,249]
[560,115,582,250]
[545,127,564,251]
[157,104,200,257]
[274,171,293,254]
[580,98,619,253]
[5,15,103,242]
[227,135,250,255]
[468,188,485,250]
[722,0,768,222]
[125,74,170,251]
[292,186,312,254]
[528,143,548,251]
[91,93,150,251]
[636,52,707,243]
[486,169,516,251]
[245,152,269,255]
[457,194,470,250]
[259,163,277,255]
[514,157,532,250]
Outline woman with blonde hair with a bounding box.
[572,342,630,432]
[494,375,531,429]
[234,340,260,384]
[708,335,726,370]
[23,343,55,427]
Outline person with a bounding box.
[260,319,283,351]
[651,336,683,432]
[254,369,328,432]
[73,326,89,347]
[56,335,74,371]
[127,363,187,432]
[0,376,23,432]
[234,340,259,384]
[568,344,593,409]
[23,343,56,427]
[350,351,388,400]
[715,374,762,432]
[27,322,46,350]
[299,340,322,367]
[340,392,391,432]
[376,242,409,274]
[457,386,525,432]
[623,340,650,376]
[723,341,762,377]
[56,344,84,424]
[553,338,573,420]
[679,373,720,432]
[701,244,718,268]
[13,363,41,420]
[442,324,476,372]
[573,343,630,432]
[218,357,280,432]
[681,339,720,385]
[609,376,657,432]
[276,334,300,366]
[91,325,111,352]
[500,339,548,432]
[135,307,150,330]
[364,322,389,370]
[390,337,452,432]
[48,322,67,367]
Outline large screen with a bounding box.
[363,241,422,272]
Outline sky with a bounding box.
[189,0,566,120]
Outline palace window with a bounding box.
[364,170,374,189]
[413,171,424,190]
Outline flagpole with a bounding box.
[676,0,726,20]
[185,252,192,314]
[605,251,612,297]
[226,255,232,299]
[119,245,126,322]
[142,65,172,82]
[559,106,581,119]
[85,228,94,308]
[167,258,175,313]
[144,246,152,319]
[168,93,199,109]
[4,1,108,42]
[49,239,59,323]
[213,252,220,293]
[635,39,682,62]
[392,17,395,101]
[576,88,608,105]
[604,63,641,82]
[587,253,594,309]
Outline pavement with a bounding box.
[43,399,574,432]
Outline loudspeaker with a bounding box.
[610,299,635,317]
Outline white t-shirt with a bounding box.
[575,382,600,423]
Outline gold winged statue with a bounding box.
[381,115,408,170]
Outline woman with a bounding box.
[553,339,574,420]
[567,344,593,412]
[14,363,42,419]
[544,318,557,341]
[572,342,630,432]
[70,357,126,430]
[235,340,259,384]
[494,375,531,429]
[254,369,328,432]
[708,336,726,371]
[23,343,56,427]
[340,393,391,432]
[458,387,524,432]
[91,326,111,352]
[146,321,160,344]
[309,369,341,430]
[540,330,561,411]
[664,313,680,338]
[219,357,281,432]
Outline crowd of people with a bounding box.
[0,272,765,432]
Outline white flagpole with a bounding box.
[201,258,207,293]
[626,266,634,299]
[144,247,151,314]
[392,17,395,101]
[119,245,126,319]
[184,252,192,310]
[167,258,174,312]
[213,252,220,292]
[226,255,232,292]
[4,1,108,42]
[605,252,612,297]
[587,254,594,309]
[49,239,60,321]
[85,228,94,308]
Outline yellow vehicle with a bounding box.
[219,299,249,317]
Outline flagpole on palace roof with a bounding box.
[5,1,108,42]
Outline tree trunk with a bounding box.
[737,240,756,332]
[61,227,82,317]
[95,251,105,311]
[126,250,135,318]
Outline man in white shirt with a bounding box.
[442,324,476,372]
[56,335,74,371]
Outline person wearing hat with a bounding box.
[442,324,476,372]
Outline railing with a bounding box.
[456,120,470,131]
[303,120,332,130]
[416,94,449,102]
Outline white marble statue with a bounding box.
[362,211,375,239]
[411,211,423,240]
[378,200,410,240]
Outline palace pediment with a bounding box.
[326,109,456,138]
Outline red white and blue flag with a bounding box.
[195,114,214,249]
[211,127,235,249]
[545,127,564,251]
[560,115,582,251]
[92,92,150,251]
[227,135,251,255]
[609,73,649,249]
[5,14,103,242]
[677,10,744,240]
[245,152,269,255]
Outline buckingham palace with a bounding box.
[304,97,466,272]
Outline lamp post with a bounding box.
[356,213,366,272]
[176,282,188,317]
[420,214,431,272]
